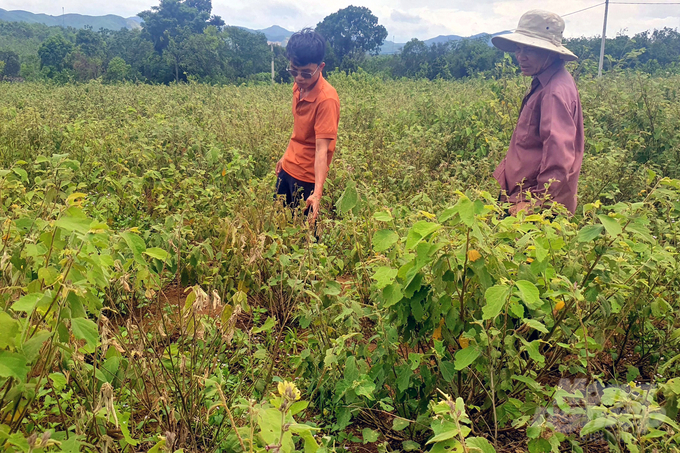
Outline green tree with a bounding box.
[0,21,64,60]
[220,26,270,80]
[391,36,506,80]
[426,43,451,79]
[75,27,104,58]
[37,34,73,70]
[67,50,102,81]
[104,28,168,82]
[445,38,503,78]
[104,56,131,82]
[138,0,224,55]
[0,50,20,77]
[316,6,388,68]
[273,43,292,83]
[63,27,106,81]
[163,29,190,82]
[397,38,428,77]
[635,27,680,66]
[177,27,223,80]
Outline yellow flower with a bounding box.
[467,249,482,262]
[277,381,301,402]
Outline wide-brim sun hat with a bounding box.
[491,10,578,61]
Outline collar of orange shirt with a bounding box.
[294,73,326,103]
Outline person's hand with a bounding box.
[509,201,531,216]
[275,159,283,176]
[305,193,322,223]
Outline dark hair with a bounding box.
[286,28,325,66]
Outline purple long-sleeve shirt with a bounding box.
[493,61,584,214]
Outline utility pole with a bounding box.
[271,43,275,85]
[597,0,610,78]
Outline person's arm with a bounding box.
[531,90,578,207]
[306,97,340,221]
[305,138,331,221]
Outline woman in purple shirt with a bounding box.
[491,10,584,215]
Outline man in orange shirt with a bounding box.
[275,28,340,222]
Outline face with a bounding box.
[514,44,557,76]
[288,61,324,90]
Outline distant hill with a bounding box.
[0,8,296,43]
[424,34,465,45]
[239,25,293,44]
[0,8,141,30]
[257,25,293,43]
[379,31,512,55]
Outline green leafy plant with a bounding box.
[0,72,678,452]
[205,378,324,453]
[428,390,496,453]
[579,383,680,453]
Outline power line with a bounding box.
[385,0,675,56]
[563,2,606,17]
[453,1,669,39]
[560,1,680,19]
[558,0,678,77]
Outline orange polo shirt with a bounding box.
[281,74,340,184]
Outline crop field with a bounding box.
[0,72,679,452]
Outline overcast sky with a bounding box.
[3,0,679,42]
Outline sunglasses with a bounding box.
[286,65,321,79]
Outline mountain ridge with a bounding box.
[0,8,294,42]
[0,8,142,30]
[0,8,507,51]
[379,31,511,54]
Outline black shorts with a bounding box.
[276,169,315,211]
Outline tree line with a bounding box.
[0,0,678,84]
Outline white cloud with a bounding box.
[391,10,422,24]
[2,0,678,42]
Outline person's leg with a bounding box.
[277,169,314,212]
[276,169,295,207]
[276,171,320,240]
[294,180,315,216]
[294,180,321,242]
